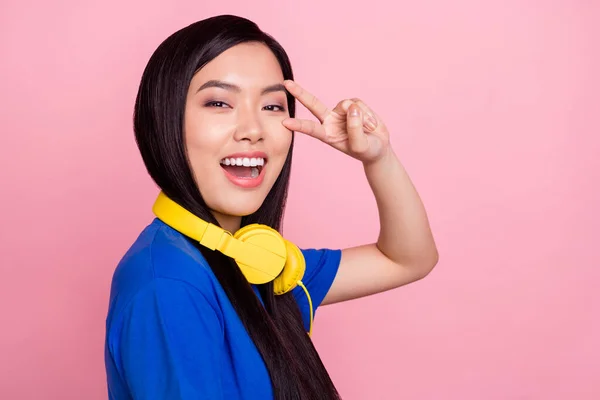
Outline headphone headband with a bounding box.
[152,192,287,282]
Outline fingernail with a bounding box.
[368,115,378,128]
[350,107,360,116]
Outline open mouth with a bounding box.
[219,156,266,179]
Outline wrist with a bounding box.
[363,145,395,170]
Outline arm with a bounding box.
[282,81,439,306]
[324,146,438,305]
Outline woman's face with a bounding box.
[184,42,293,232]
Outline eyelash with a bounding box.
[205,101,286,112]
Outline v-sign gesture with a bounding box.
[282,80,390,165]
[280,80,438,307]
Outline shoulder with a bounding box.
[106,219,222,330]
[299,248,342,288]
[291,247,342,329]
[300,248,342,271]
[105,222,227,397]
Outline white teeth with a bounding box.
[251,167,259,178]
[220,157,266,167]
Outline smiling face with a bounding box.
[184,42,293,232]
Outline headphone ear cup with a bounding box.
[233,224,287,285]
[273,240,306,295]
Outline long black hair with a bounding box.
[133,14,341,400]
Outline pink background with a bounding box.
[1,1,599,399]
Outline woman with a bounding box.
[104,14,438,400]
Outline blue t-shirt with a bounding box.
[104,218,341,399]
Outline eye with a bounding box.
[205,101,230,108]
[263,105,286,112]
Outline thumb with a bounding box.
[346,103,369,154]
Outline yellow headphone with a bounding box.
[152,191,314,336]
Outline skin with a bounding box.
[184,42,439,306]
[184,42,292,233]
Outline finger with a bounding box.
[281,117,327,141]
[331,99,355,115]
[350,98,378,132]
[346,104,369,154]
[333,99,378,133]
[283,80,329,123]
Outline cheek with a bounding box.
[270,123,293,155]
[267,133,293,178]
[183,124,224,187]
[184,128,206,171]
[185,115,228,157]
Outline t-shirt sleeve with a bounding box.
[292,248,342,331]
[114,277,225,399]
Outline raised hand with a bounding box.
[282,80,390,165]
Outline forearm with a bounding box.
[363,146,438,270]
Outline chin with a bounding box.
[210,197,265,219]
[200,170,280,227]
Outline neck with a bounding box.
[211,210,242,233]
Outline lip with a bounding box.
[221,163,266,189]
[220,151,268,189]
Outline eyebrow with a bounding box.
[196,80,286,95]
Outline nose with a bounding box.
[233,105,264,144]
